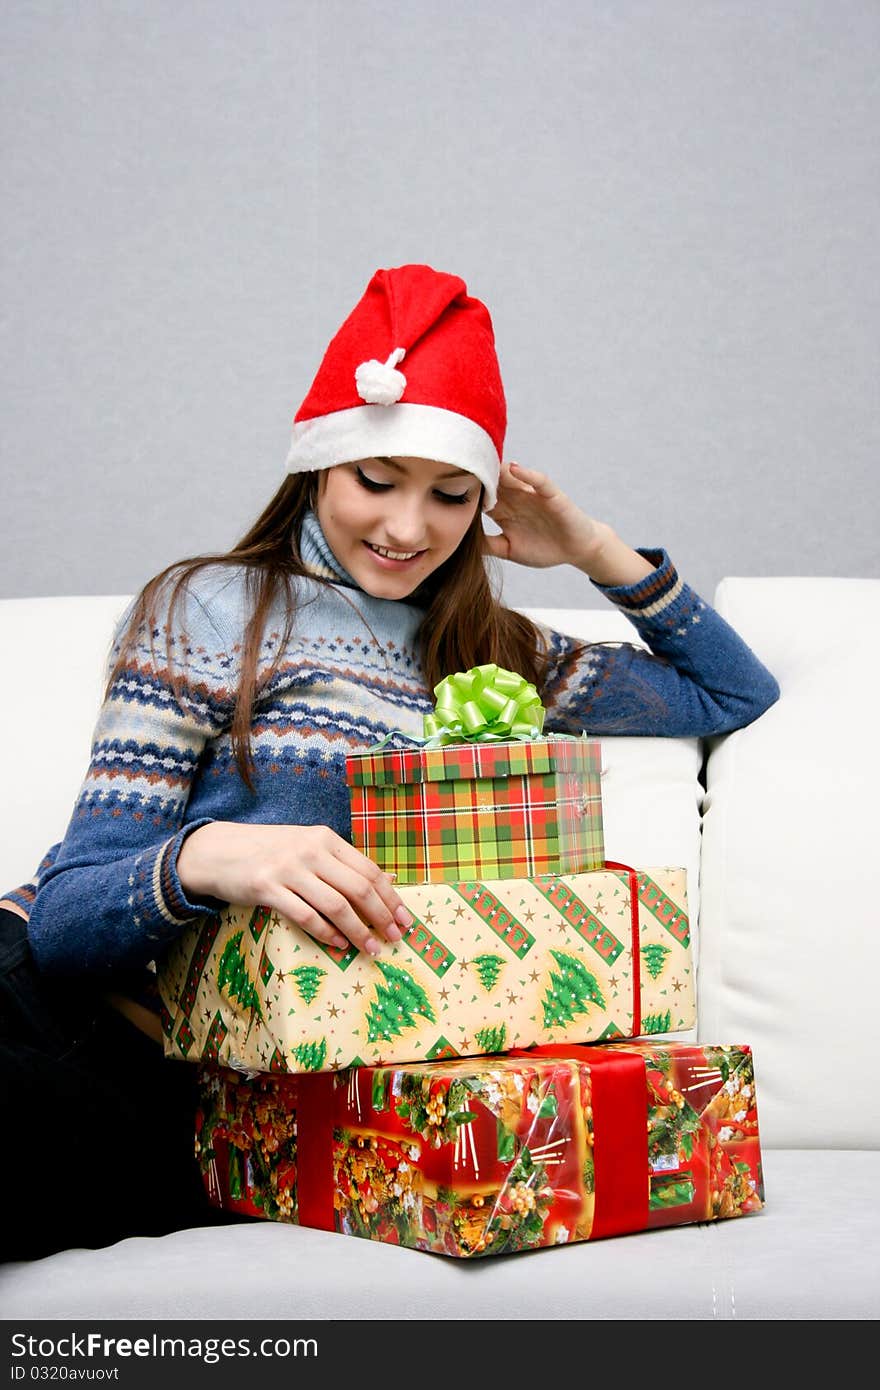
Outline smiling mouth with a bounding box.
[364,542,425,562]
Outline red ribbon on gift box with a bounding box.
[515,1043,649,1240]
[296,1073,337,1233]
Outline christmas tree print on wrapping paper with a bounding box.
[292,1038,328,1072]
[217,931,262,1037]
[472,954,504,992]
[366,961,436,1045]
[474,1024,507,1054]
[291,964,327,1006]
[542,950,606,1030]
[281,961,329,1071]
[641,942,671,980]
[641,1010,673,1035]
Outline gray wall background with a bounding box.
[3,0,878,610]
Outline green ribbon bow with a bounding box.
[421,663,545,747]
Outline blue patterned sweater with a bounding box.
[7,511,778,976]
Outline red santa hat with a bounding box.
[285,264,506,508]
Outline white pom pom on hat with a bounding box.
[354,347,407,405]
[285,264,506,508]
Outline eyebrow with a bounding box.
[375,456,472,484]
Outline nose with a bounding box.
[381,494,428,549]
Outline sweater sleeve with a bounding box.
[25,572,240,975]
[539,549,780,737]
[2,843,61,917]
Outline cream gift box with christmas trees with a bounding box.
[157,865,695,1073]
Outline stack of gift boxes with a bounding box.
[158,665,763,1257]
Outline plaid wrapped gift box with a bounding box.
[345,735,604,884]
[158,865,695,1073]
[194,1040,764,1257]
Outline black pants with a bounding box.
[0,908,247,1262]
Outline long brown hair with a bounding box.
[106,471,553,789]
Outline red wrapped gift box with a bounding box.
[195,1041,763,1257]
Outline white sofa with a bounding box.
[1,578,878,1321]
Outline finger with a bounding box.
[291,855,411,952]
[509,461,555,494]
[320,858,412,943]
[270,887,351,952]
[329,840,414,932]
[275,879,386,957]
[483,532,511,560]
[498,463,536,494]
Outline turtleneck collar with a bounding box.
[298,508,361,589]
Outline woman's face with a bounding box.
[316,456,481,600]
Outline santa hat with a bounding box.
[285,264,506,508]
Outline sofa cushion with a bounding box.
[699,578,880,1149]
[0,595,132,896]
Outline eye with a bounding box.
[355,466,392,492]
[433,489,471,506]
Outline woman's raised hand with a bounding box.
[483,461,605,570]
[484,461,655,587]
[176,822,413,956]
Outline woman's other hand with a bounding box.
[177,822,413,956]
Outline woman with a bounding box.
[0,264,779,1260]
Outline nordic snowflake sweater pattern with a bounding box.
[8,511,779,976]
